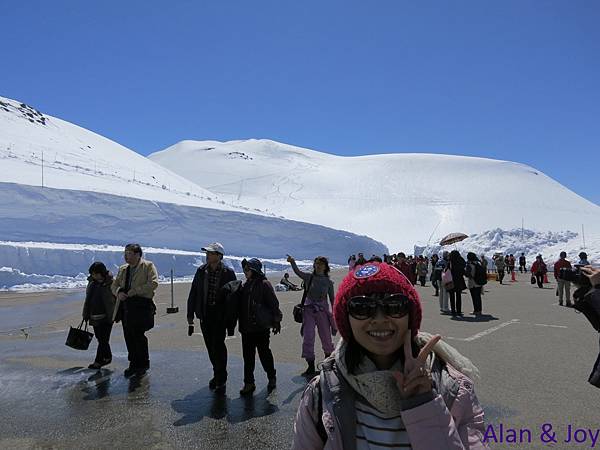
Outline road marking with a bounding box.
[447,319,520,342]
[532,323,568,329]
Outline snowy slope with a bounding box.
[0,96,270,215]
[149,139,600,252]
[0,98,387,289]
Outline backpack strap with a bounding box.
[313,380,328,443]
[318,358,357,450]
[432,357,460,410]
[301,275,314,308]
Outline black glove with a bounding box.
[227,327,235,337]
[188,325,194,336]
[272,323,281,335]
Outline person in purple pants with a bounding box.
[287,254,337,376]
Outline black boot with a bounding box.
[301,359,316,376]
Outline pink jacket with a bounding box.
[292,364,489,450]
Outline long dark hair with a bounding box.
[313,256,330,276]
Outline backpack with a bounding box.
[473,263,488,285]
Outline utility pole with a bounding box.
[521,217,524,242]
[41,150,44,188]
[582,224,586,250]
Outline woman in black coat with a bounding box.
[447,250,467,316]
[82,262,116,369]
[238,258,283,395]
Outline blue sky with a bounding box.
[2,0,599,205]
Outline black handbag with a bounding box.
[530,275,536,285]
[293,275,313,323]
[65,320,94,350]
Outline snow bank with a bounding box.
[0,182,386,264]
[0,241,324,291]
[415,228,598,266]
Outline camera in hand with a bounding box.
[558,267,590,287]
[559,266,591,301]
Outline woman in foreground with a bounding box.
[292,262,488,449]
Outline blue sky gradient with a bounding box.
[2,0,599,204]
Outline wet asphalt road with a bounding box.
[1,270,600,449]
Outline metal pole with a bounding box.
[521,217,524,242]
[41,151,44,188]
[582,224,586,250]
[167,268,179,313]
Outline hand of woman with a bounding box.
[286,254,295,264]
[581,266,600,286]
[393,332,441,398]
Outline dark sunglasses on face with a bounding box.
[347,293,410,320]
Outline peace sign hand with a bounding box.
[393,331,441,399]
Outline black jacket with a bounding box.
[238,276,282,334]
[187,263,237,323]
[449,256,467,292]
[82,275,116,326]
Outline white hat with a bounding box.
[201,242,224,255]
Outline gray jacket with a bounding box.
[291,261,334,304]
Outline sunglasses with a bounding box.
[347,293,410,320]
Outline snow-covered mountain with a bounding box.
[149,139,600,252]
[0,97,386,289]
[0,96,266,214]
[417,228,599,266]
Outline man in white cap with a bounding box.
[187,242,237,393]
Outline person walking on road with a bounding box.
[531,255,548,289]
[493,254,506,284]
[416,256,428,287]
[287,254,336,376]
[519,253,527,273]
[437,252,450,313]
[186,242,237,393]
[465,253,485,316]
[238,258,282,395]
[291,262,488,449]
[83,262,116,369]
[447,250,467,317]
[112,244,158,378]
[554,252,572,306]
[508,254,516,274]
